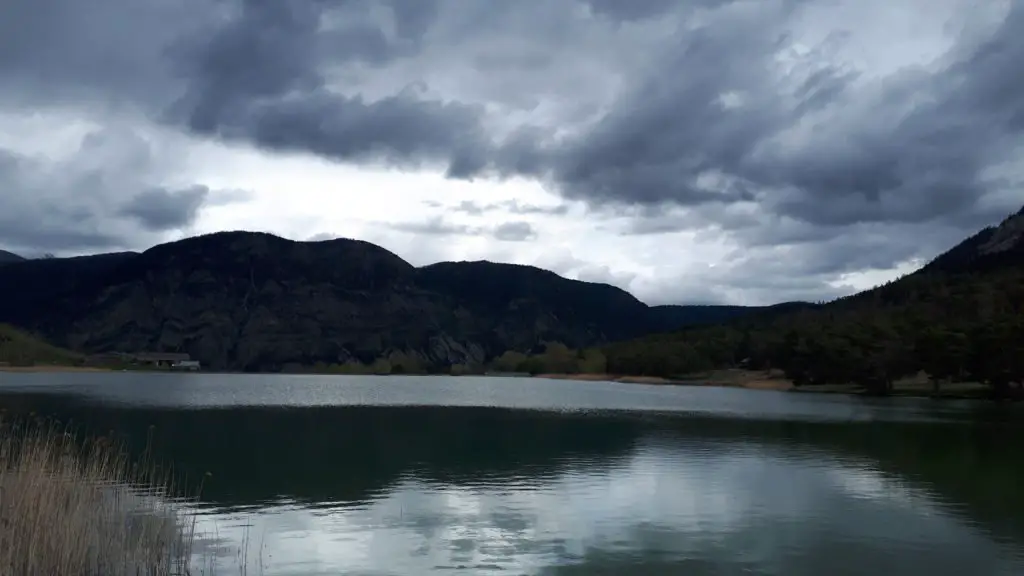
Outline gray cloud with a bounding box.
[492,221,537,242]
[0,126,245,254]
[550,1,1023,232]
[445,199,569,216]
[388,216,475,237]
[582,0,684,21]
[119,186,210,231]
[165,0,494,175]
[387,216,538,242]
[6,0,1021,231]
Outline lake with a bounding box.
[1,372,1023,575]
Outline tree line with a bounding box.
[273,260,1024,400]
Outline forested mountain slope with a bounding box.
[597,207,1024,397]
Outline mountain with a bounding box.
[598,205,1024,396]
[0,231,761,371]
[0,250,24,265]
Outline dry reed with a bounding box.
[0,417,199,576]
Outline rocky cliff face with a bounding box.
[0,231,758,371]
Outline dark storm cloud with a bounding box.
[550,1,1024,233]
[0,0,493,175]
[119,186,210,231]
[165,0,493,174]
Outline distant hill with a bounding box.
[0,250,24,265]
[0,232,763,371]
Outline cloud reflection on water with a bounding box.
[190,437,1021,576]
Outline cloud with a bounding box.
[386,216,538,243]
[548,1,1023,233]
[0,124,246,254]
[119,186,210,231]
[1,0,1023,305]
[445,199,569,216]
[582,0,688,21]
[6,0,1022,232]
[164,0,498,176]
[492,221,537,242]
[161,0,1023,248]
[389,216,475,237]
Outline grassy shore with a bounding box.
[0,419,201,575]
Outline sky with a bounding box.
[1,0,1022,306]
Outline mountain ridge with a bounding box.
[0,232,759,370]
[2,204,1020,374]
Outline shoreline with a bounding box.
[2,365,996,400]
[0,365,111,373]
[533,371,795,391]
[531,371,996,400]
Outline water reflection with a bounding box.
[183,435,1021,575]
[0,375,1023,575]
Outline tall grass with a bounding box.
[0,418,201,575]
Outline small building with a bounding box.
[134,352,192,368]
[171,360,201,371]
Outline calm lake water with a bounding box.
[1,373,1023,575]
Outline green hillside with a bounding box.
[0,324,83,367]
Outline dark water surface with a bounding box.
[1,372,1023,575]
